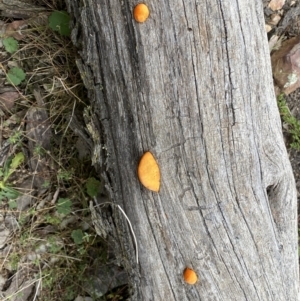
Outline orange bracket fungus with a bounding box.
[183,268,198,285]
[137,151,160,192]
[133,3,150,23]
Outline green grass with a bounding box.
[277,93,300,150]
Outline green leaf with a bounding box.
[3,156,13,180]
[48,237,63,254]
[8,130,22,144]
[10,152,24,169]
[57,169,73,181]
[71,229,84,245]
[45,214,61,225]
[6,67,26,86]
[3,37,19,53]
[85,177,101,197]
[8,199,17,209]
[56,198,72,215]
[3,152,24,182]
[48,11,71,36]
[0,186,19,201]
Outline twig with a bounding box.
[93,199,139,264]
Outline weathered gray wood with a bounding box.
[0,0,44,18]
[67,0,299,300]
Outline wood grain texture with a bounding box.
[0,0,44,18]
[66,0,299,300]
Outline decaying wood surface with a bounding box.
[66,0,299,300]
[0,0,44,18]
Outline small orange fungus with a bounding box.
[133,3,150,23]
[137,151,160,192]
[183,268,198,285]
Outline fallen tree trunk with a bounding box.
[66,0,299,300]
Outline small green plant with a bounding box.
[9,252,20,270]
[3,37,19,53]
[33,145,45,156]
[8,130,22,144]
[278,93,300,150]
[48,11,71,36]
[56,198,72,215]
[57,168,73,181]
[20,232,31,247]
[71,229,84,245]
[85,177,101,197]
[65,287,76,301]
[45,214,61,225]
[71,230,92,257]
[6,67,26,86]
[48,236,63,254]
[18,212,28,226]
[8,199,17,209]
[0,152,24,201]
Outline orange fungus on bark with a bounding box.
[133,3,150,23]
[137,151,160,192]
[183,268,198,285]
